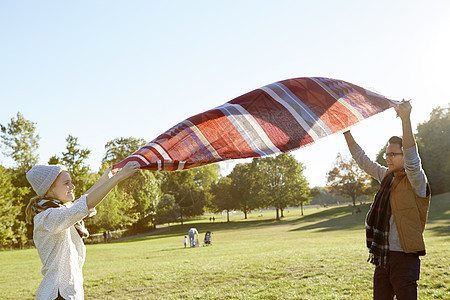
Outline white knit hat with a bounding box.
[26,164,68,197]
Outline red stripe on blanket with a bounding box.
[230,89,314,152]
[280,78,361,132]
[187,109,258,159]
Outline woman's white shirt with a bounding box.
[33,195,95,300]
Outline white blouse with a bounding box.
[33,195,95,300]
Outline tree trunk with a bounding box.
[244,210,248,219]
[352,195,356,206]
[227,210,230,223]
[276,208,280,221]
[280,208,284,218]
[301,202,304,216]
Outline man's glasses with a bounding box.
[383,152,403,159]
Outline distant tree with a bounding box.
[0,112,40,175]
[252,153,310,220]
[102,137,146,165]
[99,137,153,231]
[310,186,349,206]
[121,170,161,231]
[310,187,324,205]
[0,166,29,246]
[210,176,236,222]
[162,165,219,223]
[228,162,259,219]
[416,104,450,195]
[192,164,220,212]
[326,153,372,206]
[48,155,62,165]
[52,135,91,198]
[1,113,40,241]
[84,184,134,233]
[155,194,180,225]
[85,136,164,232]
[291,174,311,216]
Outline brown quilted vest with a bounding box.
[390,173,431,254]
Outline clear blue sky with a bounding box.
[1,1,449,187]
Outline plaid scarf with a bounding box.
[365,171,394,266]
[31,199,90,239]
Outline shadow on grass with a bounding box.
[427,193,450,220]
[289,205,368,232]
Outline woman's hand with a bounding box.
[100,167,113,180]
[85,161,141,210]
[114,161,141,182]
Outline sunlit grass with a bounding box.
[1,194,448,299]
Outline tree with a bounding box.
[100,136,161,232]
[210,176,236,222]
[155,194,180,225]
[228,162,259,219]
[102,137,146,165]
[252,153,310,220]
[161,164,220,223]
[0,112,40,175]
[52,135,91,198]
[326,153,372,206]
[289,170,311,216]
[416,105,450,195]
[0,166,28,246]
[1,113,40,241]
[84,184,135,233]
[310,186,348,206]
[121,170,161,231]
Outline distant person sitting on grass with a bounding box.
[25,161,140,300]
[343,101,430,300]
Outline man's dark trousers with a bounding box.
[373,251,421,300]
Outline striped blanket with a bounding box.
[113,77,400,172]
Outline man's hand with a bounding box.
[343,130,356,147]
[396,100,412,120]
[397,100,415,149]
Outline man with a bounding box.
[343,101,430,299]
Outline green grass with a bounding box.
[1,194,449,299]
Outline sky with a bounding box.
[1,1,449,187]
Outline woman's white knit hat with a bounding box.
[26,164,68,197]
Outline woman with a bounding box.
[25,161,140,300]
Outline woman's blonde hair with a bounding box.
[25,195,45,224]
[25,173,60,224]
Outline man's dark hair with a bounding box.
[388,136,403,148]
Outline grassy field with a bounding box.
[1,194,448,299]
